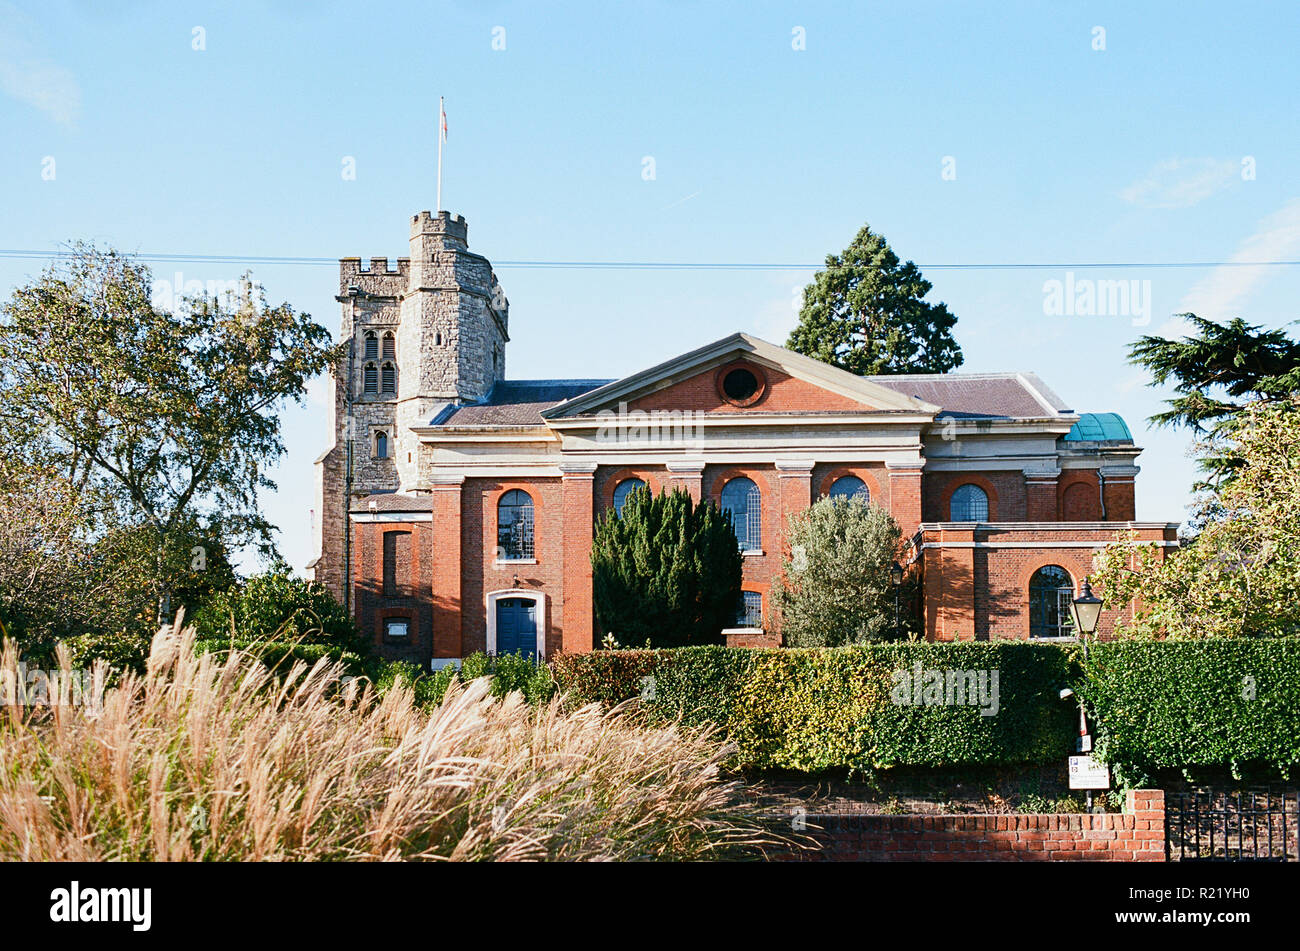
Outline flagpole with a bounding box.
[436,96,444,212]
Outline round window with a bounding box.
[716,364,766,406]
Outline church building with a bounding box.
[308,211,1178,665]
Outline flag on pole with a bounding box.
[437,97,446,212]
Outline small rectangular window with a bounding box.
[385,618,408,638]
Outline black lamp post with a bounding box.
[890,561,904,639]
[1070,577,1104,661]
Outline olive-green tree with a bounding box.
[773,496,916,646]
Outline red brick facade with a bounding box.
[311,217,1175,666]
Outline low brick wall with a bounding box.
[788,789,1165,861]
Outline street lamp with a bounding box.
[890,561,904,639]
[1070,577,1104,660]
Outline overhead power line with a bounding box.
[1,248,1299,272]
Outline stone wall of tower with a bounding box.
[311,211,509,605]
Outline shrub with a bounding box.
[1081,639,1300,785]
[0,627,786,861]
[374,652,556,708]
[773,497,917,646]
[553,643,1077,773]
[193,569,366,655]
[591,487,743,647]
[194,637,369,677]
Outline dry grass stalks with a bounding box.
[0,619,788,861]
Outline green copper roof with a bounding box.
[1064,412,1132,442]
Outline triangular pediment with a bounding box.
[539,333,940,420]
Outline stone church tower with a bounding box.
[309,211,509,603]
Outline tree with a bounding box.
[786,223,963,375]
[1129,315,1300,488]
[590,487,743,647]
[0,244,344,624]
[1091,398,1300,638]
[772,496,914,646]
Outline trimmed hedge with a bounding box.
[553,644,1078,773]
[378,652,555,708]
[192,638,367,676]
[1082,640,1300,784]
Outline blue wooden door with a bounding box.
[496,598,538,659]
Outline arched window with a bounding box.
[382,331,395,360]
[374,431,388,459]
[381,362,396,394]
[1029,565,1074,638]
[735,590,763,629]
[721,477,762,552]
[497,489,535,561]
[828,475,869,503]
[612,478,646,516]
[950,483,989,521]
[363,331,378,360]
[363,363,378,394]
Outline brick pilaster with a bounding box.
[1025,469,1060,522]
[560,463,597,654]
[429,475,464,658]
[666,460,705,502]
[775,460,814,558]
[887,464,924,539]
[1100,466,1139,521]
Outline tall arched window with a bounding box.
[828,475,869,503]
[381,362,396,394]
[374,431,388,459]
[382,331,395,360]
[950,483,989,521]
[612,478,646,516]
[497,489,535,561]
[721,477,762,552]
[1029,565,1074,638]
[363,331,378,360]
[363,363,378,394]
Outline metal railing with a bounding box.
[1166,787,1299,862]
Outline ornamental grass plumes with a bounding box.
[0,618,783,861]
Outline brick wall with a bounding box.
[352,520,434,665]
[787,789,1165,861]
[624,361,867,414]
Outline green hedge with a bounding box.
[1082,640,1300,784]
[377,652,555,707]
[553,644,1077,773]
[192,638,368,676]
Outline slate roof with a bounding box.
[433,380,613,426]
[349,493,434,514]
[866,373,1072,420]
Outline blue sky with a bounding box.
[4,0,1299,574]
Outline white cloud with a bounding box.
[1120,157,1238,210]
[0,4,81,125]
[1169,197,1300,332]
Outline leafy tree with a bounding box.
[591,487,743,647]
[1129,314,1300,488]
[0,244,343,624]
[193,566,364,654]
[773,496,915,646]
[1091,398,1300,638]
[786,223,963,375]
